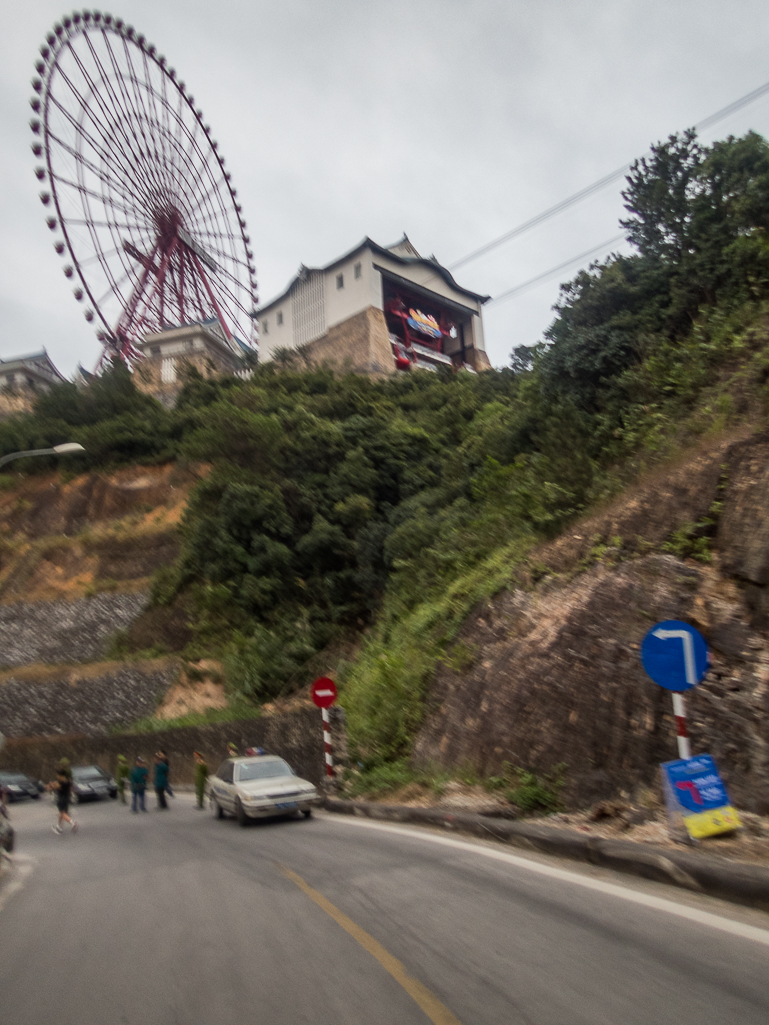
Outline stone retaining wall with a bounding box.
[0,658,177,737]
[0,707,330,786]
[0,592,148,666]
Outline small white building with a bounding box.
[254,235,491,376]
[0,350,66,393]
[0,350,67,418]
[132,319,250,404]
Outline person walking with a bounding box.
[193,751,208,810]
[154,754,169,810]
[129,757,149,813]
[158,749,174,799]
[115,755,130,805]
[48,759,78,834]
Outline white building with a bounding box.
[0,350,66,393]
[131,319,251,405]
[254,235,491,375]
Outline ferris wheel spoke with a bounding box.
[69,37,149,177]
[205,270,254,319]
[119,35,177,205]
[50,170,153,228]
[94,264,135,309]
[167,123,224,232]
[45,125,154,222]
[55,51,155,207]
[47,91,149,210]
[142,53,179,205]
[78,245,122,267]
[99,30,167,195]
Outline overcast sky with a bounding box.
[3,1,769,376]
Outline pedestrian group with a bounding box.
[46,747,216,834]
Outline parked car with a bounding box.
[208,755,319,827]
[0,772,42,803]
[70,765,118,802]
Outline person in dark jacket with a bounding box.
[129,757,149,813]
[154,754,169,810]
[48,759,78,834]
[157,749,174,799]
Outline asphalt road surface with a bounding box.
[1,794,768,1025]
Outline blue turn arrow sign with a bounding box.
[641,620,709,692]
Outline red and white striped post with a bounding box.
[322,706,334,778]
[311,677,338,781]
[671,692,691,760]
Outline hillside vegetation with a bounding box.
[4,129,769,768]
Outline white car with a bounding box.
[208,755,320,826]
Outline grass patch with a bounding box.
[115,696,261,734]
[341,535,535,762]
[485,763,567,813]
[343,759,476,800]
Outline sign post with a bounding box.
[311,677,337,779]
[641,620,740,840]
[641,619,708,759]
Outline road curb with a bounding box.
[323,798,769,911]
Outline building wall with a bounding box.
[302,306,394,377]
[324,250,378,330]
[0,389,38,420]
[134,325,243,406]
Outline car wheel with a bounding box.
[302,809,312,819]
[31,793,40,800]
[74,793,82,804]
[235,799,248,827]
[109,791,117,800]
[211,797,223,820]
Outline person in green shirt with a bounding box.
[194,751,208,810]
[115,755,129,804]
[129,757,149,813]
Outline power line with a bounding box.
[450,76,769,272]
[488,233,628,306]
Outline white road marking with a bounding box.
[327,815,769,947]
[0,855,35,913]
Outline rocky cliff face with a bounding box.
[412,433,769,812]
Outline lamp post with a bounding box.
[0,442,86,471]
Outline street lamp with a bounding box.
[0,442,86,470]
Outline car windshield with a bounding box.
[73,767,106,781]
[0,773,27,784]
[236,759,293,782]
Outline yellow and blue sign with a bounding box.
[661,754,741,840]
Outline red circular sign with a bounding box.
[311,677,337,708]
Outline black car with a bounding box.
[0,772,42,803]
[71,765,118,802]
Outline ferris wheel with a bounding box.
[30,10,258,366]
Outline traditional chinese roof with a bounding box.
[0,349,66,386]
[255,235,490,315]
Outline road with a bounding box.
[1,794,768,1025]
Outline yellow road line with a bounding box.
[278,863,462,1025]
